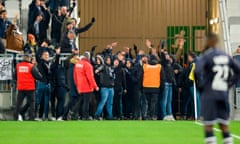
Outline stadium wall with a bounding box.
[77,0,207,53]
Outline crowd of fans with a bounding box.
[0,0,202,121]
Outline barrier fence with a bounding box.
[0,53,72,109]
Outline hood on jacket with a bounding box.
[96,55,104,65]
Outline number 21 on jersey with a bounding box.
[212,56,230,91]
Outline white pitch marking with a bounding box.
[195,121,240,140]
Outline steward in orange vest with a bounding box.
[15,54,42,121]
[142,59,163,120]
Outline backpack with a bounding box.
[6,24,24,51]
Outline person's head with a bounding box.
[164,52,171,60]
[188,52,196,63]
[40,0,45,5]
[27,34,36,45]
[23,54,32,62]
[141,55,148,64]
[113,58,119,67]
[105,56,112,65]
[138,50,145,55]
[71,18,77,26]
[41,51,49,61]
[237,45,240,53]
[151,48,157,55]
[41,39,51,47]
[83,51,90,60]
[96,55,104,65]
[117,51,124,61]
[66,21,74,30]
[67,30,76,40]
[126,58,132,68]
[205,33,219,49]
[35,0,41,6]
[60,6,68,15]
[0,9,7,20]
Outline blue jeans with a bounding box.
[36,82,51,119]
[161,83,173,118]
[190,86,200,118]
[95,87,114,119]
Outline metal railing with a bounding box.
[0,53,72,109]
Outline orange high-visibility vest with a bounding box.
[143,64,161,88]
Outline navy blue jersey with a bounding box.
[195,48,240,100]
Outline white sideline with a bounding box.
[195,121,240,140]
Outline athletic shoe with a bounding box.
[50,117,56,121]
[169,115,175,121]
[18,114,23,121]
[163,116,170,121]
[34,117,43,121]
[57,117,64,121]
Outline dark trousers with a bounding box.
[113,88,123,118]
[132,87,141,119]
[122,89,134,118]
[55,87,66,118]
[72,93,93,120]
[15,90,35,120]
[63,96,78,119]
[89,92,98,118]
[182,88,194,119]
[144,92,158,119]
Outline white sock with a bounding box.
[205,136,217,144]
[223,137,233,144]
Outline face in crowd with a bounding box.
[106,57,111,65]
[0,11,7,20]
[41,51,49,61]
[113,59,119,68]
[126,61,131,68]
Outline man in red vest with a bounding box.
[74,51,99,120]
[15,54,42,121]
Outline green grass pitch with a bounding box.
[0,121,239,144]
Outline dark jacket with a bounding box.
[28,3,50,30]
[52,62,67,88]
[114,65,126,91]
[172,62,183,87]
[98,64,115,88]
[60,35,76,53]
[131,63,143,89]
[68,56,79,97]
[51,12,65,44]
[160,52,175,84]
[74,22,94,35]
[180,61,194,88]
[27,4,50,44]
[0,18,11,38]
[37,54,60,84]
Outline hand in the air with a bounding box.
[91,17,96,23]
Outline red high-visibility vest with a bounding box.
[16,62,35,90]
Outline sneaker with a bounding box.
[57,117,64,121]
[34,117,43,121]
[163,115,170,121]
[169,115,175,121]
[94,116,102,120]
[50,117,56,121]
[18,114,23,121]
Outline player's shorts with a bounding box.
[201,96,230,126]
